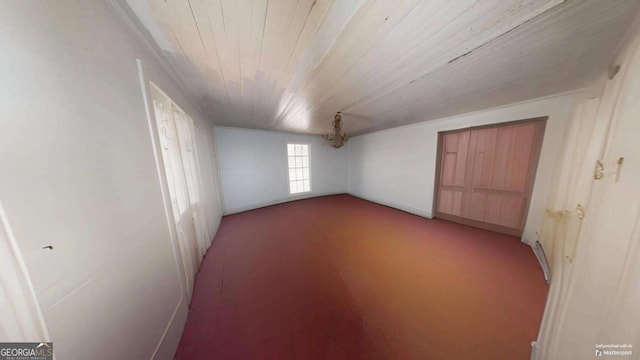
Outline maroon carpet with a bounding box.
[175,194,548,359]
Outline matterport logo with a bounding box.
[595,343,633,357]
[0,342,53,360]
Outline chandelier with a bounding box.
[323,112,348,148]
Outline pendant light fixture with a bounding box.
[323,112,348,148]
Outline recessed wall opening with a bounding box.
[433,118,547,236]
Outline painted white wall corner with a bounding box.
[215,127,349,214]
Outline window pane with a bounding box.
[287,144,311,194]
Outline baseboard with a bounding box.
[347,192,433,219]
[531,240,551,284]
[223,192,347,215]
[223,192,434,220]
[150,296,188,360]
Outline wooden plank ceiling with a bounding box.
[124,0,640,135]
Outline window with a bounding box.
[287,144,310,194]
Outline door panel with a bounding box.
[485,193,526,229]
[174,110,208,259]
[441,131,470,187]
[152,100,198,299]
[468,127,497,189]
[463,191,488,222]
[490,123,536,192]
[438,189,464,216]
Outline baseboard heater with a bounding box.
[532,240,551,284]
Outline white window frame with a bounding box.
[287,143,311,195]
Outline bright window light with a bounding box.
[287,144,310,194]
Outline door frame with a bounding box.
[0,200,51,342]
[136,59,191,300]
[432,116,548,237]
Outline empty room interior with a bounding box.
[3,1,640,359]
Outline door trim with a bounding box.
[136,59,190,299]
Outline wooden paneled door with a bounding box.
[434,118,546,236]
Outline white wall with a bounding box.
[215,127,348,214]
[0,1,221,359]
[348,93,578,243]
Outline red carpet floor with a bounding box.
[175,194,548,359]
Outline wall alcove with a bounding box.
[434,117,547,236]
